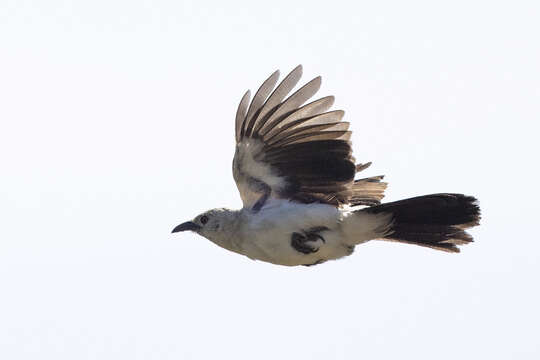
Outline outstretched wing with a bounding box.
[232,65,386,211]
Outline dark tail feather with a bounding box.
[364,193,481,252]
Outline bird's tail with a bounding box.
[359,193,481,252]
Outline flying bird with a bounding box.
[172,65,481,266]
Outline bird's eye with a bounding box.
[200,215,209,225]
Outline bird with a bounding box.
[172,65,481,267]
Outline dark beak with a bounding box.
[171,221,201,233]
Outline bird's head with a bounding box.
[171,208,238,243]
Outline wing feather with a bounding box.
[232,66,386,209]
[267,122,350,146]
[275,130,352,147]
[259,76,322,136]
[235,90,250,142]
[262,97,335,141]
[243,70,280,138]
[252,65,303,134]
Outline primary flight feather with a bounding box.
[172,65,481,266]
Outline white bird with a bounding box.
[172,65,481,267]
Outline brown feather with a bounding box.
[243,70,280,138]
[233,66,385,208]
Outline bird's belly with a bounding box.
[240,230,352,266]
[236,201,353,266]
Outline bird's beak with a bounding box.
[171,221,201,233]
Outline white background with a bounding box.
[1,1,539,359]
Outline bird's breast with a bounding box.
[235,200,351,266]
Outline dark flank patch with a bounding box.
[290,226,329,254]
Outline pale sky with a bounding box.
[1,1,539,359]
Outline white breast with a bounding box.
[236,199,352,266]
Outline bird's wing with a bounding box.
[232,65,386,211]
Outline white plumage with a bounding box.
[172,65,481,266]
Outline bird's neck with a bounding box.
[207,210,244,254]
